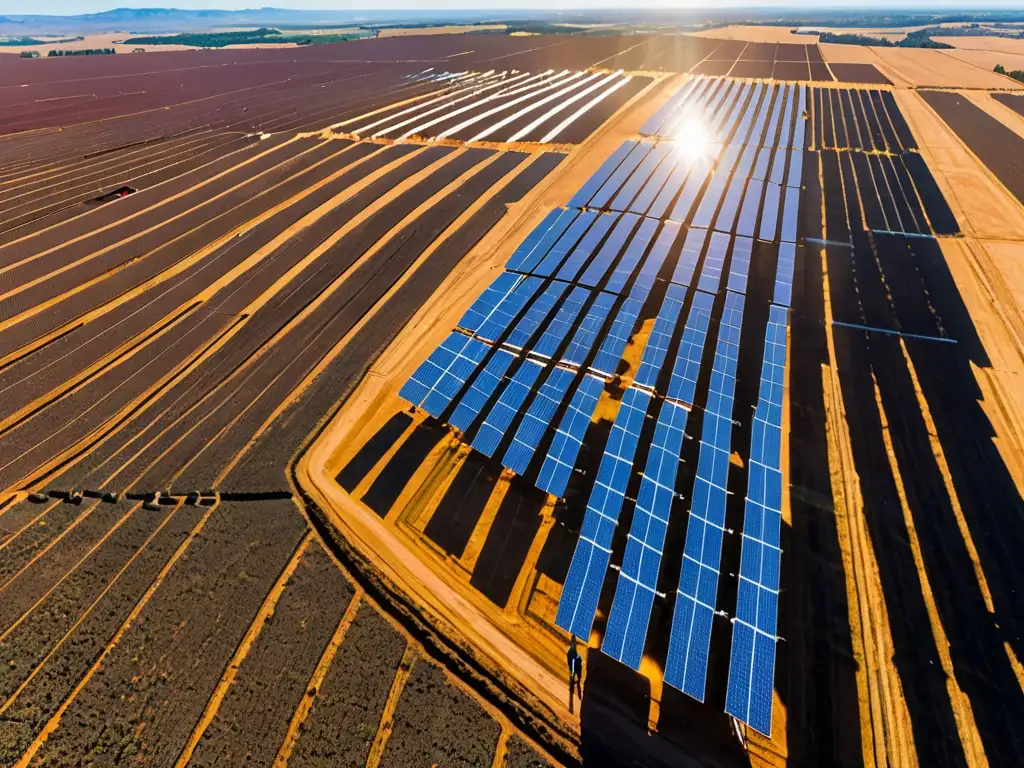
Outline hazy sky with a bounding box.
[1,0,1014,15]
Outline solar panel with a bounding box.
[505,280,570,350]
[747,85,775,148]
[773,243,796,307]
[579,213,641,288]
[728,236,754,295]
[472,359,544,457]
[475,275,545,343]
[503,365,576,475]
[610,143,675,213]
[666,154,714,223]
[671,226,707,288]
[630,146,684,215]
[507,209,579,274]
[562,291,617,367]
[536,374,606,497]
[533,286,592,359]
[556,214,617,283]
[533,211,598,277]
[751,146,771,183]
[731,84,764,146]
[590,296,644,377]
[780,185,800,244]
[641,77,702,137]
[602,219,659,296]
[768,147,787,187]
[400,332,491,416]
[691,145,742,229]
[717,147,756,232]
[634,283,688,390]
[590,142,655,211]
[791,102,807,151]
[602,399,689,669]
[762,87,786,149]
[697,231,730,295]
[736,180,763,239]
[664,290,746,700]
[449,347,517,432]
[786,149,803,189]
[556,387,651,639]
[648,154,694,221]
[569,141,637,209]
[457,272,523,334]
[666,290,715,406]
[755,183,780,243]
[725,305,788,736]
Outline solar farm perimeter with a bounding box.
[2,30,1024,768]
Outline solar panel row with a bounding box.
[664,289,745,701]
[400,331,492,417]
[556,387,652,639]
[634,283,689,390]
[724,302,788,736]
[603,399,689,669]
[536,373,607,497]
[503,365,577,474]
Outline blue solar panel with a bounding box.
[786,149,803,189]
[763,87,786,149]
[457,272,522,334]
[666,290,715,405]
[536,374,606,497]
[449,348,516,432]
[714,146,756,234]
[507,209,578,274]
[691,145,741,229]
[780,185,800,244]
[604,217,661,295]
[664,290,746,700]
[751,146,771,183]
[650,154,699,221]
[503,366,576,475]
[610,143,674,213]
[533,286,591,359]
[533,211,597,277]
[556,214,617,283]
[696,231,730,295]
[768,147,787,187]
[556,387,651,639]
[400,332,491,417]
[562,291,617,367]
[472,359,544,457]
[728,236,754,295]
[726,302,788,736]
[730,84,763,146]
[747,85,775,148]
[791,87,807,150]
[758,183,781,243]
[671,226,706,288]
[634,283,688,390]
[630,146,683,215]
[667,153,716,224]
[709,82,747,138]
[590,296,644,377]
[736,180,763,239]
[505,280,570,350]
[773,243,796,307]
[507,211,559,273]
[590,142,654,211]
[780,84,798,149]
[602,399,689,669]
[579,213,640,288]
[569,141,637,209]
[476,275,544,343]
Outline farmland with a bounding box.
[1,24,1023,768]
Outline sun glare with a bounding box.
[672,116,713,164]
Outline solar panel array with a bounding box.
[399,76,804,735]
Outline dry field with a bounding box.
[692,25,819,44]
[379,24,507,37]
[1,28,1024,768]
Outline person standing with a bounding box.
[567,636,583,713]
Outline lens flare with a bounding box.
[671,116,713,164]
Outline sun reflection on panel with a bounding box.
[670,116,714,164]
